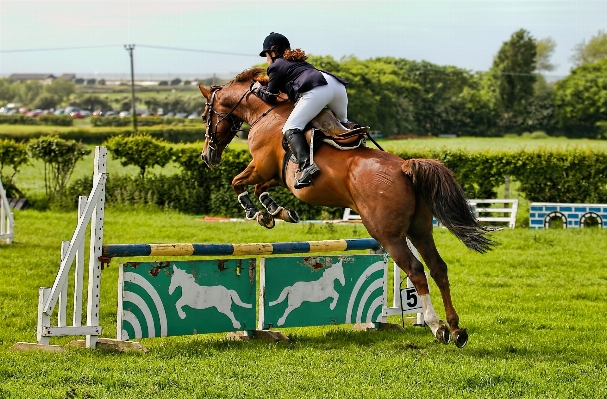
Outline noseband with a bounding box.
[203,87,249,148]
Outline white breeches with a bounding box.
[282,72,349,134]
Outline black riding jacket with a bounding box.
[256,57,347,104]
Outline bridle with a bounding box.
[203,86,248,149]
[203,81,286,149]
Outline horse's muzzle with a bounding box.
[201,147,221,168]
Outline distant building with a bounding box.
[8,74,56,84]
[58,74,76,81]
[7,73,77,84]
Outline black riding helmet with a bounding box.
[259,32,290,57]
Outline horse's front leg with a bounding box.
[255,180,300,223]
[232,162,276,229]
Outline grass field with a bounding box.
[1,209,606,398]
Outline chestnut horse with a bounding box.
[198,68,494,348]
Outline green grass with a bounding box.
[378,135,607,152]
[1,209,606,398]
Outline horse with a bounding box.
[197,67,494,348]
[269,260,346,326]
[168,266,253,329]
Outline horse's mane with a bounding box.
[216,67,269,89]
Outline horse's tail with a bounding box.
[268,287,289,307]
[228,290,253,309]
[402,158,496,253]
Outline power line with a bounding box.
[0,44,258,58]
[0,45,121,53]
[137,44,257,58]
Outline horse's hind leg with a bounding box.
[381,238,449,344]
[408,231,468,348]
[254,180,300,223]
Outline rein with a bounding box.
[204,81,286,147]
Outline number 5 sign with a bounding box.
[400,277,423,313]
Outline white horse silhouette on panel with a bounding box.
[269,260,346,326]
[168,265,252,329]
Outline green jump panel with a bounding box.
[261,254,386,329]
[119,259,256,340]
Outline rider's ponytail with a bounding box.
[283,48,308,62]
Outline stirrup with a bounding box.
[294,163,320,189]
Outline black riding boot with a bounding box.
[284,129,320,189]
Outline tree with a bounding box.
[0,139,28,197]
[98,78,106,85]
[553,58,607,137]
[170,78,182,86]
[44,78,75,102]
[86,78,96,85]
[78,94,111,111]
[28,136,91,197]
[15,80,43,106]
[158,81,169,86]
[536,37,557,72]
[144,97,161,114]
[491,29,537,131]
[571,30,607,67]
[0,78,16,103]
[105,135,172,178]
[32,93,60,110]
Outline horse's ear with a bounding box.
[198,84,211,100]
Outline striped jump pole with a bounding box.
[102,238,381,258]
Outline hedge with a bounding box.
[62,145,607,219]
[0,114,73,126]
[392,148,607,203]
[0,126,206,144]
[91,116,202,127]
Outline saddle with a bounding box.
[281,109,370,154]
[307,109,369,149]
[281,110,370,186]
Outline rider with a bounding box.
[255,32,356,189]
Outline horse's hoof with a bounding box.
[453,329,468,348]
[256,212,275,229]
[281,208,300,223]
[436,325,451,344]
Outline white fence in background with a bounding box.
[343,199,519,229]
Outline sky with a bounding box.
[0,0,605,80]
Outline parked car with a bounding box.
[188,113,201,119]
[79,110,92,117]
[70,111,86,119]
[175,112,189,118]
[104,110,118,116]
[118,111,131,118]
[27,109,44,117]
[64,106,80,114]
[54,109,65,115]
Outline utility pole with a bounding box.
[124,44,137,132]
